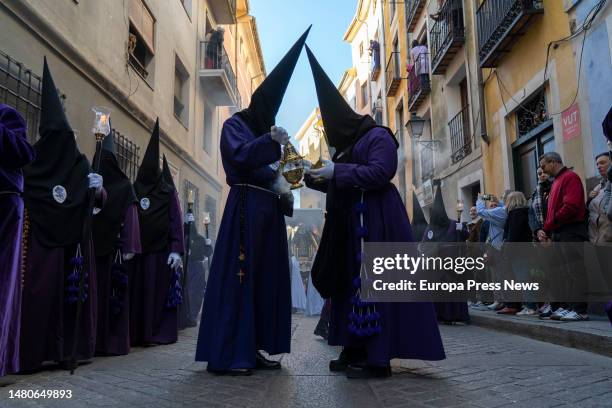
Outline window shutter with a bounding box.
[129,0,155,54]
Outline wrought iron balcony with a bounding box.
[449,105,471,163]
[385,52,402,97]
[406,0,426,33]
[199,41,238,107]
[208,0,236,24]
[429,0,465,75]
[477,0,544,68]
[407,52,430,112]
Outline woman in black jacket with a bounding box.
[497,192,535,315]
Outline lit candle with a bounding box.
[91,106,112,136]
[188,189,194,205]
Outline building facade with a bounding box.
[0,0,265,239]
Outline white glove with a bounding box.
[185,213,195,223]
[88,173,103,192]
[456,222,463,231]
[205,238,212,246]
[167,252,182,270]
[302,160,313,171]
[123,252,135,261]
[270,126,289,145]
[307,159,334,180]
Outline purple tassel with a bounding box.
[355,202,368,214]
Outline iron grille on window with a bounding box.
[114,130,140,182]
[517,89,548,138]
[205,194,217,241]
[183,180,200,228]
[0,50,42,143]
[449,105,471,163]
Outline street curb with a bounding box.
[469,311,612,358]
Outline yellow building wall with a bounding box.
[482,0,581,196]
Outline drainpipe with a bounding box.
[475,0,489,145]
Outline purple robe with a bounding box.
[95,203,141,355]
[0,105,35,376]
[19,190,106,372]
[195,115,291,370]
[310,128,445,366]
[130,192,184,346]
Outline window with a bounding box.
[128,0,155,79]
[0,50,42,143]
[183,179,200,226]
[173,55,190,127]
[205,194,218,241]
[516,89,548,138]
[114,129,141,182]
[203,100,214,154]
[360,82,368,108]
[359,42,364,58]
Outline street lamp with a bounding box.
[407,115,439,150]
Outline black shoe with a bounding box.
[206,366,253,376]
[345,364,392,379]
[255,351,281,370]
[329,349,366,372]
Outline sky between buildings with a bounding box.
[249,0,355,138]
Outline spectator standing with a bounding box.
[539,152,588,321]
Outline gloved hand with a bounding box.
[185,212,195,223]
[270,126,289,145]
[88,173,103,192]
[306,159,334,180]
[167,252,182,270]
[123,253,135,261]
[302,160,313,171]
[205,238,212,246]
[455,222,463,231]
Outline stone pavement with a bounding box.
[1,315,611,408]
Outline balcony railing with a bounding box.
[406,0,426,33]
[199,41,238,107]
[430,0,465,75]
[449,105,471,163]
[385,52,402,97]
[371,46,381,81]
[477,0,544,68]
[407,52,430,112]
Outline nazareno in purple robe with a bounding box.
[195,115,291,370]
[308,127,446,366]
[95,203,141,355]
[130,192,184,346]
[19,189,106,372]
[0,105,35,376]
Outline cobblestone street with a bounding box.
[1,315,611,408]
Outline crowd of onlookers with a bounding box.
[464,150,612,323]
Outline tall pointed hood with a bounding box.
[305,45,386,156]
[23,57,91,247]
[236,26,311,136]
[411,191,429,242]
[135,118,161,192]
[133,118,173,254]
[101,124,116,154]
[430,186,450,228]
[92,120,138,256]
[162,154,176,190]
[39,57,71,137]
[604,106,612,143]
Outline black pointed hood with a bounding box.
[39,57,70,138]
[305,45,390,156]
[92,121,138,256]
[411,191,429,242]
[133,119,173,253]
[135,118,161,192]
[102,125,116,154]
[236,26,311,136]
[162,154,176,190]
[23,57,91,247]
[430,186,450,228]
